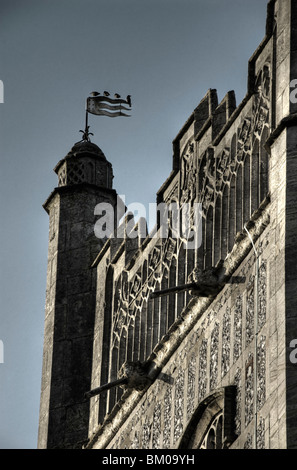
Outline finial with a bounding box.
[79,125,94,142]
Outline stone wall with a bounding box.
[87,192,287,449]
[39,0,297,450]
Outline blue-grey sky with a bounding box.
[0,0,268,449]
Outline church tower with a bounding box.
[38,138,118,448]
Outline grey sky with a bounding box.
[0,0,268,448]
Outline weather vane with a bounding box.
[79,91,132,142]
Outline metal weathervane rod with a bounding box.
[80,90,132,141]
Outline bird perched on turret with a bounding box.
[90,91,100,96]
[114,93,121,99]
[126,95,132,107]
[103,91,110,96]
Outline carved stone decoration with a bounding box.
[245,354,254,427]
[222,308,231,377]
[152,402,162,449]
[113,437,120,449]
[258,261,267,332]
[215,147,233,193]
[148,247,161,276]
[119,433,125,449]
[187,356,196,420]
[162,237,177,270]
[257,417,265,449]
[234,368,242,436]
[246,288,254,347]
[67,161,86,185]
[244,434,253,449]
[174,368,185,444]
[237,118,252,162]
[257,335,266,411]
[130,431,140,449]
[203,149,216,189]
[210,323,219,390]
[196,148,217,212]
[142,416,151,449]
[202,165,216,211]
[180,142,197,204]
[253,100,269,139]
[164,182,179,205]
[112,272,130,349]
[198,339,208,402]
[163,385,172,449]
[233,296,243,363]
[130,273,142,298]
[252,65,270,139]
[129,412,140,449]
[58,163,67,186]
[117,361,152,392]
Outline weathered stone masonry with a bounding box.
[39,0,297,449]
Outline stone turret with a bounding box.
[54,140,113,189]
[38,139,118,449]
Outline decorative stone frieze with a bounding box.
[233,296,243,363]
[222,308,231,377]
[245,354,254,427]
[210,323,219,390]
[198,340,208,402]
[173,369,185,444]
[257,336,266,411]
[187,356,196,420]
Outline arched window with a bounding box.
[204,205,214,268]
[214,194,222,265]
[177,243,186,315]
[228,174,236,252]
[127,316,135,362]
[200,413,223,449]
[98,265,114,423]
[152,281,161,347]
[168,256,177,327]
[260,126,269,201]
[243,153,250,223]
[186,241,195,305]
[221,185,229,260]
[179,387,236,449]
[132,309,140,362]
[236,163,243,235]
[139,301,147,362]
[146,298,153,357]
[107,344,119,416]
[160,273,168,340]
[251,139,260,214]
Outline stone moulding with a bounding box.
[84,198,271,449]
[265,112,297,152]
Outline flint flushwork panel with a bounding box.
[105,232,271,450]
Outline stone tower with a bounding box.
[38,140,118,449]
[39,0,297,450]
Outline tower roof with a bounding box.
[66,140,107,160]
[54,140,108,174]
